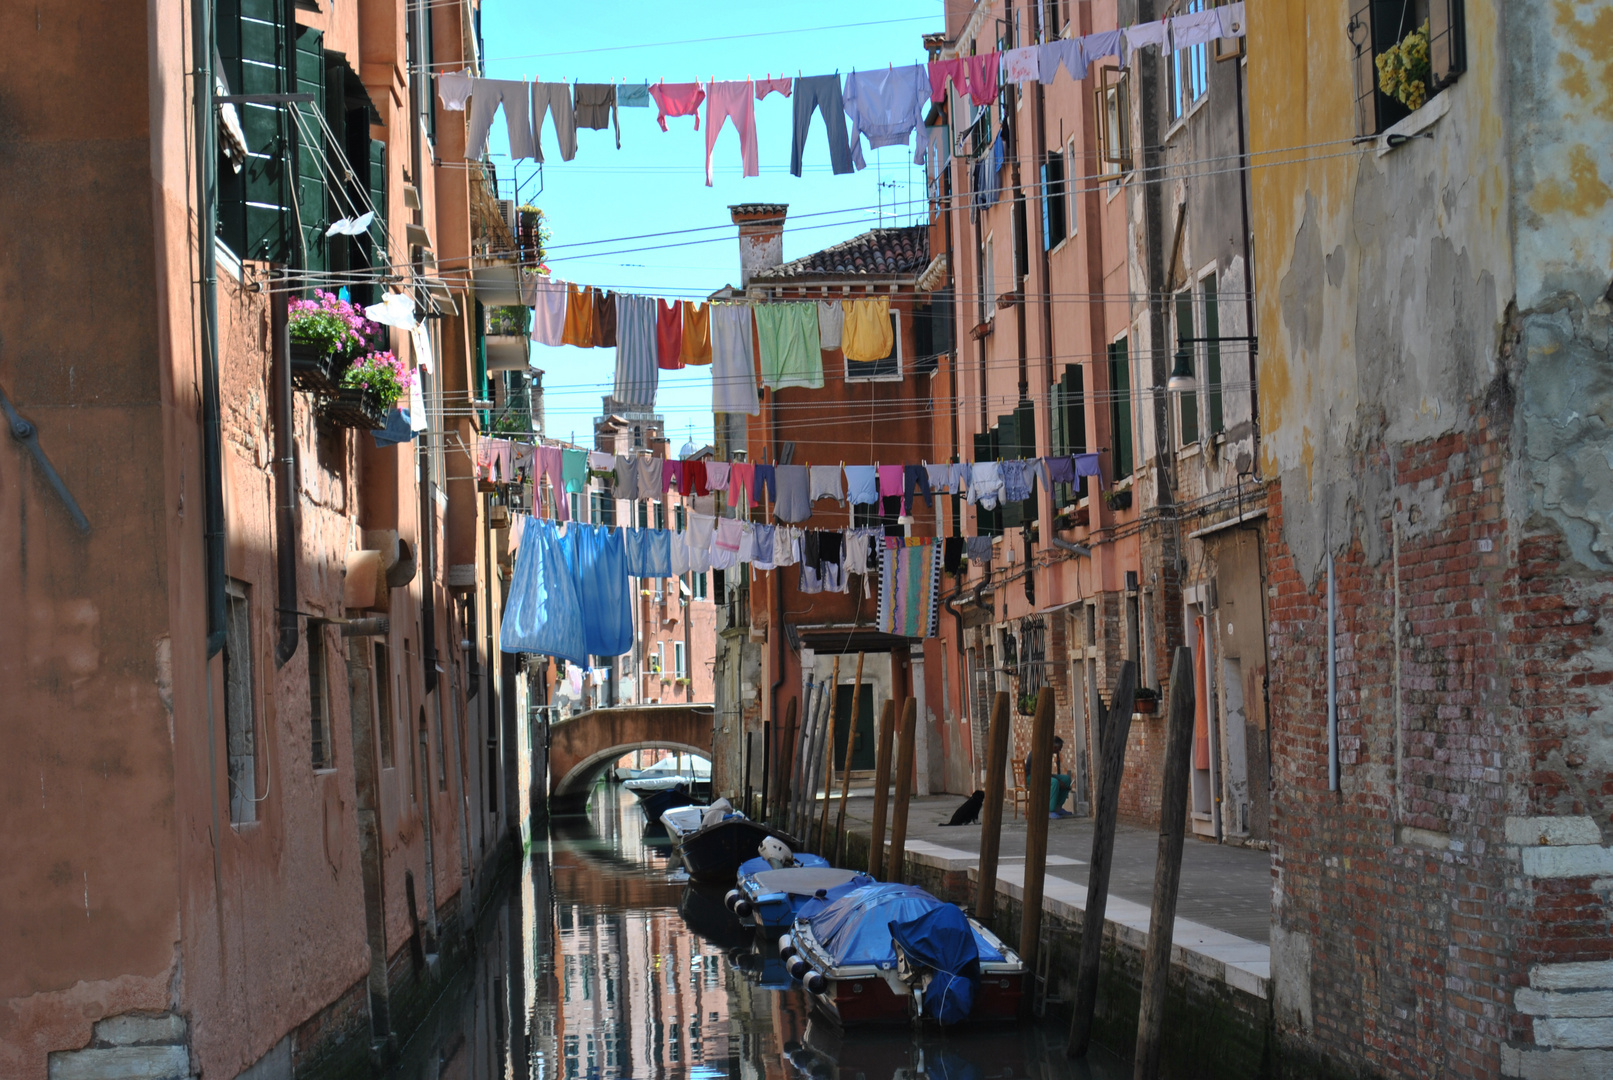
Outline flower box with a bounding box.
[318,386,387,430]
[1105,489,1133,512]
[1018,693,1040,717]
[1134,697,1158,716]
[289,342,348,394]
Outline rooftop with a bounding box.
[751,224,930,282]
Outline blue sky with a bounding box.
[473,0,947,448]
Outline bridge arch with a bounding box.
[547,704,714,809]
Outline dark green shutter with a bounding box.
[368,138,388,265]
[1428,0,1466,92]
[1109,340,1133,478]
[1176,291,1199,445]
[1016,398,1037,518]
[974,431,997,536]
[1203,277,1223,435]
[293,27,327,273]
[999,412,1022,529]
[217,0,291,261]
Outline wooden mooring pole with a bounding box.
[886,697,918,885]
[1068,661,1138,1058]
[1018,686,1057,969]
[833,652,867,865]
[974,691,1012,921]
[866,699,897,877]
[1133,648,1197,1080]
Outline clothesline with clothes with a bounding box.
[500,513,949,664]
[439,5,1246,183]
[476,438,1108,528]
[520,278,917,415]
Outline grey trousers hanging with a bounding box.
[531,81,578,162]
[790,75,854,177]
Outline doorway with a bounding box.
[832,682,877,771]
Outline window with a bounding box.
[223,578,257,824]
[308,622,332,770]
[845,311,903,382]
[1174,290,1200,446]
[590,489,615,526]
[569,492,581,521]
[636,500,648,529]
[1012,197,1030,284]
[650,645,663,674]
[673,641,687,679]
[1094,66,1132,175]
[1350,0,1466,136]
[1168,0,1210,123]
[1108,336,1134,478]
[912,288,954,377]
[217,0,292,261]
[654,501,666,531]
[1041,151,1067,249]
[1050,366,1087,504]
[974,430,1000,537]
[692,572,707,601]
[1200,273,1224,436]
[374,642,395,768]
[674,504,686,532]
[854,499,902,531]
[981,235,995,321]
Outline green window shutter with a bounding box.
[368,138,388,265]
[293,27,327,274]
[1065,366,1087,455]
[216,0,291,261]
[1203,276,1223,435]
[974,431,997,536]
[1015,398,1037,518]
[999,412,1022,529]
[1175,291,1199,446]
[1109,340,1133,478]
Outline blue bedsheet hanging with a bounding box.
[500,516,588,667]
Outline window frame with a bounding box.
[223,577,258,824]
[1167,0,1211,125]
[844,310,904,384]
[1108,333,1135,480]
[1040,150,1068,251]
[673,640,687,679]
[1093,66,1132,177]
[1174,288,1201,448]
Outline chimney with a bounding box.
[729,203,788,288]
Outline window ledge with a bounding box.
[1377,91,1451,157]
[1177,441,1202,459]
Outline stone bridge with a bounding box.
[547,704,714,812]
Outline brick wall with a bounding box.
[1266,404,1613,1078]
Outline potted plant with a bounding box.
[288,290,378,392]
[1018,692,1040,717]
[517,205,549,267]
[1134,686,1160,715]
[1375,20,1430,111]
[1105,489,1133,512]
[321,350,412,430]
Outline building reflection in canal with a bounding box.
[389,786,1124,1080]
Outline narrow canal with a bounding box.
[389,785,1129,1079]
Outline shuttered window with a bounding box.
[1108,337,1134,478]
[1351,0,1465,136]
[974,430,999,536]
[217,0,292,261]
[292,27,327,273]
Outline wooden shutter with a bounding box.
[293,27,327,273]
[1428,0,1466,92]
[974,430,998,535]
[1066,366,1087,454]
[1109,340,1133,478]
[217,0,291,261]
[368,138,388,264]
[1348,0,1378,136]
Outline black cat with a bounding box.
[940,790,986,826]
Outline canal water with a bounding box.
[390,785,1128,1079]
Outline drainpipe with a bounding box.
[192,0,226,657]
[271,274,300,667]
[1327,552,1338,792]
[1233,55,1259,457]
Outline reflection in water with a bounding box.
[390,785,1126,1080]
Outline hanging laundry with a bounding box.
[925,462,952,494]
[530,277,569,346]
[943,536,965,574]
[663,460,683,495]
[772,465,812,524]
[756,302,824,390]
[704,80,759,185]
[1083,29,1124,66]
[372,407,415,448]
[798,532,824,595]
[1044,455,1077,487]
[705,462,730,491]
[809,465,844,503]
[680,302,712,366]
[751,464,777,505]
[531,82,579,162]
[964,52,1000,107]
[842,297,894,363]
[790,75,855,177]
[626,528,671,577]
[754,76,792,100]
[711,518,744,570]
[437,70,474,111]
[949,461,971,493]
[680,460,710,498]
[819,531,847,593]
[1073,452,1106,490]
[500,517,588,666]
[1171,9,1224,49]
[711,303,759,415]
[751,524,777,570]
[634,455,663,499]
[613,294,659,409]
[878,538,942,637]
[903,464,934,513]
[614,454,640,500]
[773,525,799,567]
[877,463,904,501]
[727,462,754,506]
[686,511,716,553]
[561,525,633,657]
[649,81,705,129]
[669,530,690,576]
[593,289,617,348]
[816,300,845,350]
[927,57,969,103]
[844,464,879,506]
[618,82,652,108]
[572,83,621,148]
[477,437,513,482]
[1217,3,1248,38]
[965,536,994,565]
[561,449,588,493]
[1124,21,1168,63]
[843,64,931,170]
[736,521,756,565]
[656,299,684,370]
[562,284,596,347]
[1001,459,1033,503]
[587,451,613,470]
[1002,46,1041,84]
[843,528,873,575]
[967,461,1005,509]
[1038,38,1089,84]
[466,79,536,159]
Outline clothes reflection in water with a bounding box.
[388,784,1123,1079]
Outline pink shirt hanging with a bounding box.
[928,57,968,103]
[964,52,1000,106]
[649,82,705,130]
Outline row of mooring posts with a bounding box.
[765,648,1197,1080]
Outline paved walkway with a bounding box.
[831,791,1274,997]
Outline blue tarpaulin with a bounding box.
[804,884,1003,971]
[737,854,830,877]
[889,903,982,1025]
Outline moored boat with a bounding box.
[726,858,873,934]
[781,883,1023,1026]
[660,802,804,885]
